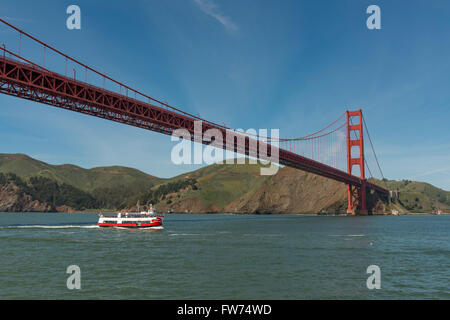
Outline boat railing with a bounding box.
[99,212,164,218]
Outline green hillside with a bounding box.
[369,178,450,212]
[0,154,165,192]
[0,172,96,211]
[0,153,448,214]
[165,161,271,210]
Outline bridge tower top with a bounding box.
[346,109,365,180]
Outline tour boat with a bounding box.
[98,204,163,228]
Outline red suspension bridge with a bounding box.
[0,19,389,215]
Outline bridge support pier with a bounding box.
[347,183,368,215]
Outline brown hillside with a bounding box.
[225,167,348,214]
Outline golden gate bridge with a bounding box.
[0,18,389,215]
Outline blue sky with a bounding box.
[1,0,449,190]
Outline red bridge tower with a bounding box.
[346,110,368,215]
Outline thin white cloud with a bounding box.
[193,0,238,33]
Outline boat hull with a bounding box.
[98,221,163,228]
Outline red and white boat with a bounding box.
[98,204,163,228]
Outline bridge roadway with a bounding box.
[0,55,388,195]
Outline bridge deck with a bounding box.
[0,56,388,195]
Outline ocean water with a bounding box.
[0,212,448,299]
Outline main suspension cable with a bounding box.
[362,114,385,181]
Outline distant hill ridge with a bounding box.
[0,153,164,192]
[0,153,449,214]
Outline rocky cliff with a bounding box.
[0,184,52,212]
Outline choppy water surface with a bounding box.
[0,213,448,299]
